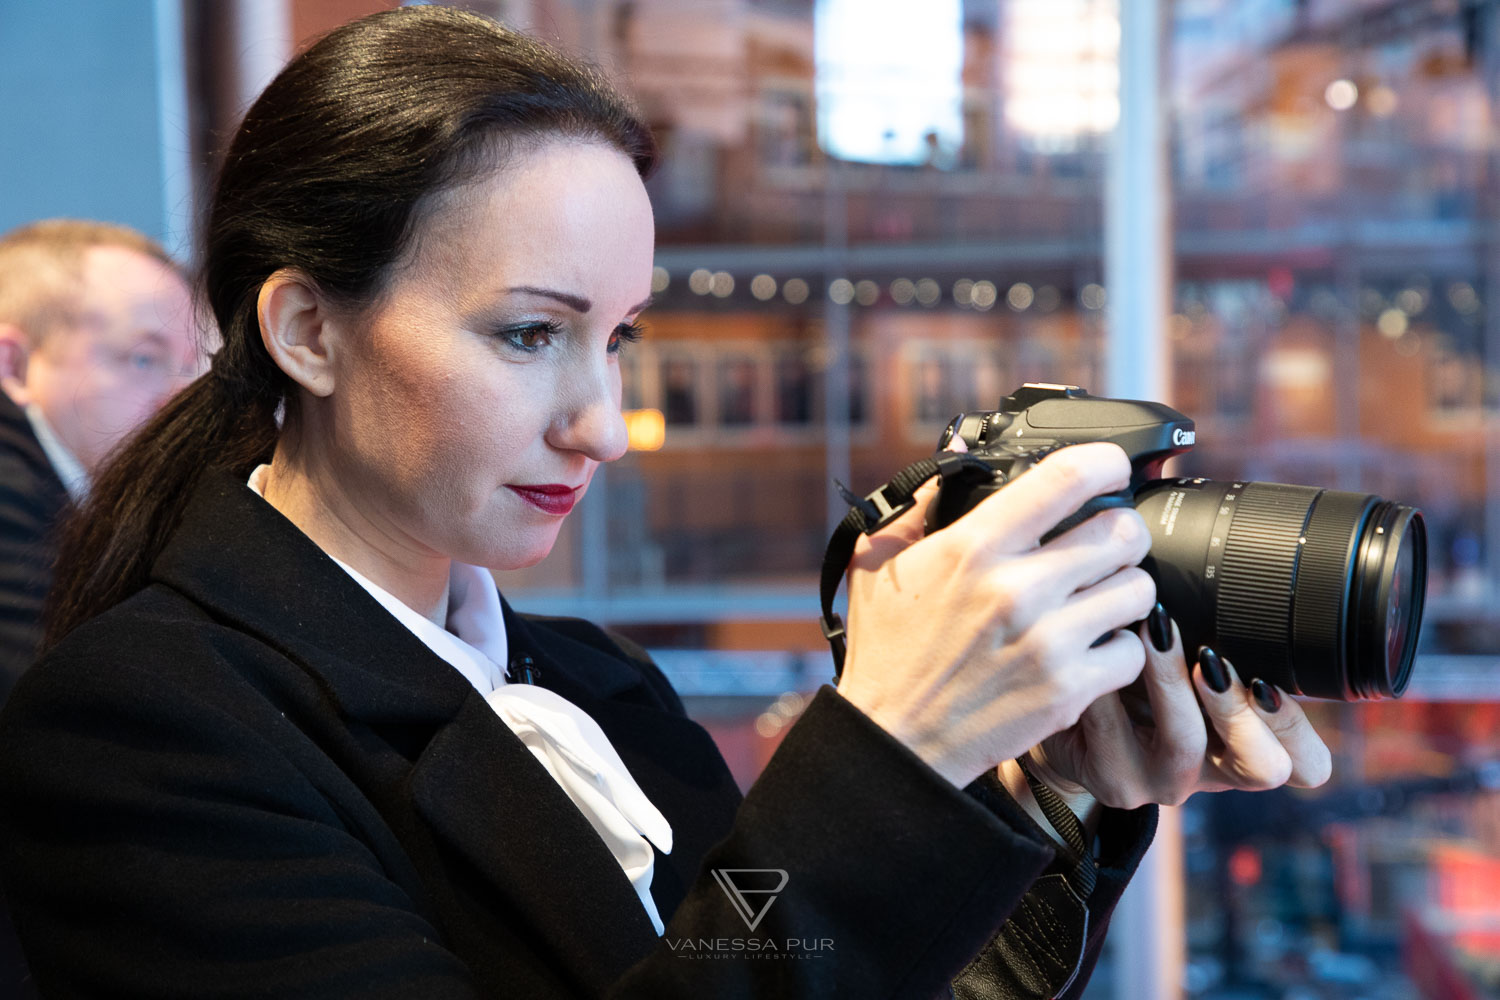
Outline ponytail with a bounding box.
[42,359,281,651]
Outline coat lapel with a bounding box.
[151,470,742,993]
[501,608,746,919]
[408,695,664,994]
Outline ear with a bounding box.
[0,323,31,406]
[257,270,339,398]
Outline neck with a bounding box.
[260,439,452,626]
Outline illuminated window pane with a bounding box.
[1004,0,1119,151]
[814,0,963,165]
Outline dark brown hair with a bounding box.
[44,5,655,649]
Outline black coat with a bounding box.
[0,470,1154,998]
[0,392,67,703]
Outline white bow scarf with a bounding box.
[246,467,674,933]
[486,683,675,933]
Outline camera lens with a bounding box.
[1351,501,1425,699]
[1134,479,1427,701]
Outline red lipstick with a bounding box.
[508,484,580,516]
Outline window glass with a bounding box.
[1171,3,1500,997]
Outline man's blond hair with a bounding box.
[0,219,179,347]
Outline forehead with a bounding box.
[55,245,195,356]
[399,139,656,306]
[79,245,189,314]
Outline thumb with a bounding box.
[851,474,941,568]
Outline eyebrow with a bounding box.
[506,286,654,316]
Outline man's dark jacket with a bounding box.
[0,392,67,702]
[0,470,1153,998]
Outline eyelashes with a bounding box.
[492,319,645,355]
[611,321,645,353]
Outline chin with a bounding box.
[476,531,560,572]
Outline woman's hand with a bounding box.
[835,443,1158,789]
[1020,614,1334,815]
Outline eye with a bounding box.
[495,320,561,353]
[608,321,645,354]
[126,351,167,373]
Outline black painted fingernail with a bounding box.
[1091,630,1115,649]
[1147,602,1172,653]
[1251,679,1282,713]
[1198,646,1231,693]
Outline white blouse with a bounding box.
[246,466,673,934]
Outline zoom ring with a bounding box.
[1215,484,1322,687]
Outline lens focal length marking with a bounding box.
[1202,481,1244,607]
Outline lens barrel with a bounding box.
[1135,479,1426,700]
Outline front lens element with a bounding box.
[1351,502,1426,699]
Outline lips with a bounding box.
[507,484,580,516]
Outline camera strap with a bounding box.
[819,451,994,683]
[1018,755,1098,897]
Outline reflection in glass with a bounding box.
[661,357,698,426]
[717,357,758,427]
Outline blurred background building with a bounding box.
[7,0,1500,996]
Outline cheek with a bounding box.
[373,361,551,497]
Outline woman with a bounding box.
[0,7,1330,998]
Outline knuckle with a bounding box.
[1039,671,1086,724]
[1022,626,1062,668]
[982,576,1021,624]
[1122,567,1157,611]
[1036,630,1078,676]
[1042,451,1092,500]
[1253,749,1294,789]
[1301,744,1334,788]
[1109,508,1149,551]
[1149,777,1192,807]
[1167,739,1207,777]
[1103,784,1148,810]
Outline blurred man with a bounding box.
[0,220,198,699]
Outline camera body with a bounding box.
[928,383,1427,702]
[928,382,1196,537]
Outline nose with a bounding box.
[547,358,628,464]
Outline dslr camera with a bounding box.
[928,383,1427,701]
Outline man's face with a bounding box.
[21,245,199,472]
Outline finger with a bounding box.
[961,442,1132,556]
[1031,506,1153,598]
[851,475,940,567]
[1075,692,1152,809]
[1243,681,1332,788]
[1134,616,1208,802]
[1068,629,1149,710]
[858,437,970,555]
[1036,566,1157,648]
[1191,649,1294,790]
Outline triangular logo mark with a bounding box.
[711,868,788,931]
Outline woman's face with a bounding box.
[317,139,654,571]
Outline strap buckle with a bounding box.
[836,480,915,535]
[863,485,913,532]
